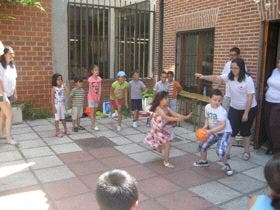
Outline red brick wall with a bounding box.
[0,0,52,111]
[155,0,262,83]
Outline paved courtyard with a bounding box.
[0,117,271,210]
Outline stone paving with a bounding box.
[0,117,271,210]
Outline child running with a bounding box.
[88,65,102,130]
[193,89,233,176]
[51,73,70,137]
[144,91,192,168]
[70,77,85,132]
[110,70,128,132]
[129,71,146,128]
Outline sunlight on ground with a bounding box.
[0,190,50,210]
[0,162,35,178]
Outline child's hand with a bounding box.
[205,129,212,138]
[185,112,192,120]
[194,73,203,79]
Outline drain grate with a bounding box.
[75,136,116,150]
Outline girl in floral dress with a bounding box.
[144,91,192,168]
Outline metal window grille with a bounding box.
[68,0,154,80]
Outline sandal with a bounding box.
[55,131,64,138]
[163,161,175,168]
[7,139,18,145]
[243,152,250,161]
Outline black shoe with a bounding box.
[224,164,233,176]
[193,160,209,167]
[265,149,273,155]
[72,127,79,132]
[78,126,85,130]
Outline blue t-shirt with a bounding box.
[251,195,274,210]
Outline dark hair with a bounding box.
[210,89,223,98]
[0,46,15,69]
[230,47,240,55]
[52,73,62,87]
[150,91,169,112]
[73,77,83,83]
[90,64,99,72]
[96,169,138,210]
[264,155,280,209]
[167,71,174,77]
[132,71,139,76]
[161,71,167,75]
[228,58,248,82]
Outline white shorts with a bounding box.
[55,104,65,121]
[72,106,83,120]
[88,100,99,108]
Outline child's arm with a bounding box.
[50,87,56,114]
[203,118,209,129]
[98,81,102,101]
[63,82,70,94]
[157,108,183,122]
[207,120,226,135]
[169,109,192,121]
[124,87,128,108]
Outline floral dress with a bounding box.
[144,107,173,148]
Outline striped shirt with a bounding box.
[71,87,85,107]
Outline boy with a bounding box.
[129,71,146,128]
[96,169,138,210]
[110,70,128,132]
[153,71,169,93]
[70,78,85,132]
[167,71,182,111]
[193,89,233,176]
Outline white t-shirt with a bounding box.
[220,74,257,110]
[265,68,280,103]
[0,63,17,97]
[205,104,232,133]
[221,61,231,97]
[153,81,169,93]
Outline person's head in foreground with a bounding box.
[96,169,138,210]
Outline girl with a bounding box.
[144,91,192,168]
[88,65,102,130]
[51,73,70,137]
[247,155,280,210]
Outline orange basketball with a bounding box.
[85,107,91,116]
[195,128,208,142]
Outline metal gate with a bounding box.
[68,0,154,79]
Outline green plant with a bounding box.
[13,100,49,120]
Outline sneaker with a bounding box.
[72,127,79,132]
[224,164,233,176]
[163,161,175,168]
[132,121,138,128]
[193,160,209,167]
[94,126,99,131]
[117,126,121,132]
[78,126,85,130]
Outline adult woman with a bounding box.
[195,58,257,160]
[0,46,18,144]
[265,59,280,155]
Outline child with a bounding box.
[153,71,169,93]
[110,70,128,132]
[51,73,70,137]
[70,77,85,132]
[167,71,182,112]
[246,155,280,210]
[88,65,102,130]
[129,71,146,128]
[193,89,233,176]
[144,91,192,168]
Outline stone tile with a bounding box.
[27,155,63,170]
[0,150,22,163]
[12,123,29,128]
[217,156,258,172]
[0,143,17,153]
[68,159,107,176]
[108,136,132,145]
[220,196,249,210]
[242,166,266,182]
[70,133,95,140]
[101,155,137,168]
[88,147,122,159]
[79,173,102,190]
[12,127,33,135]
[128,151,161,164]
[0,160,31,177]
[58,151,95,164]
[138,176,181,198]
[32,125,54,132]
[34,165,75,183]
[192,163,226,180]
[120,128,141,135]
[37,130,57,138]
[176,142,199,154]
[27,119,52,126]
[43,136,73,145]
[115,143,147,155]
[13,133,40,141]
[55,193,99,210]
[157,191,214,210]
[138,199,168,210]
[189,181,241,205]
[218,173,265,194]
[135,125,151,133]
[51,143,82,154]
[0,171,38,192]
[184,132,197,141]
[18,139,46,149]
[125,133,147,143]
[169,147,186,158]
[248,151,271,166]
[43,177,90,200]
[121,165,157,181]
[249,186,270,196]
[94,130,119,138]
[21,147,55,159]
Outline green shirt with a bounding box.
[110,81,128,100]
[71,87,85,107]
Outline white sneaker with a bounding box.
[132,121,138,128]
[94,126,99,131]
[117,126,121,132]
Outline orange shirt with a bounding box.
[168,81,182,99]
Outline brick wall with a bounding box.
[0,0,52,111]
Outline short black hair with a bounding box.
[210,89,223,98]
[73,77,83,83]
[52,73,62,87]
[230,47,240,55]
[96,169,138,210]
[167,71,174,77]
[132,71,139,76]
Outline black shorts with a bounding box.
[228,106,257,137]
[131,99,142,111]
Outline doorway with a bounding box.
[255,20,280,148]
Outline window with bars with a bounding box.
[176,29,214,96]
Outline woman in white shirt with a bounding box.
[265,59,280,155]
[195,58,257,161]
[0,46,18,144]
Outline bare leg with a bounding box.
[162,142,170,163]
[55,120,60,133]
[117,106,122,127]
[133,110,139,121]
[0,110,5,137]
[243,136,250,153]
[200,151,207,161]
[0,102,13,142]
[227,137,235,157]
[90,107,96,128]
[72,119,77,128]
[77,118,80,127]
[62,120,67,132]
